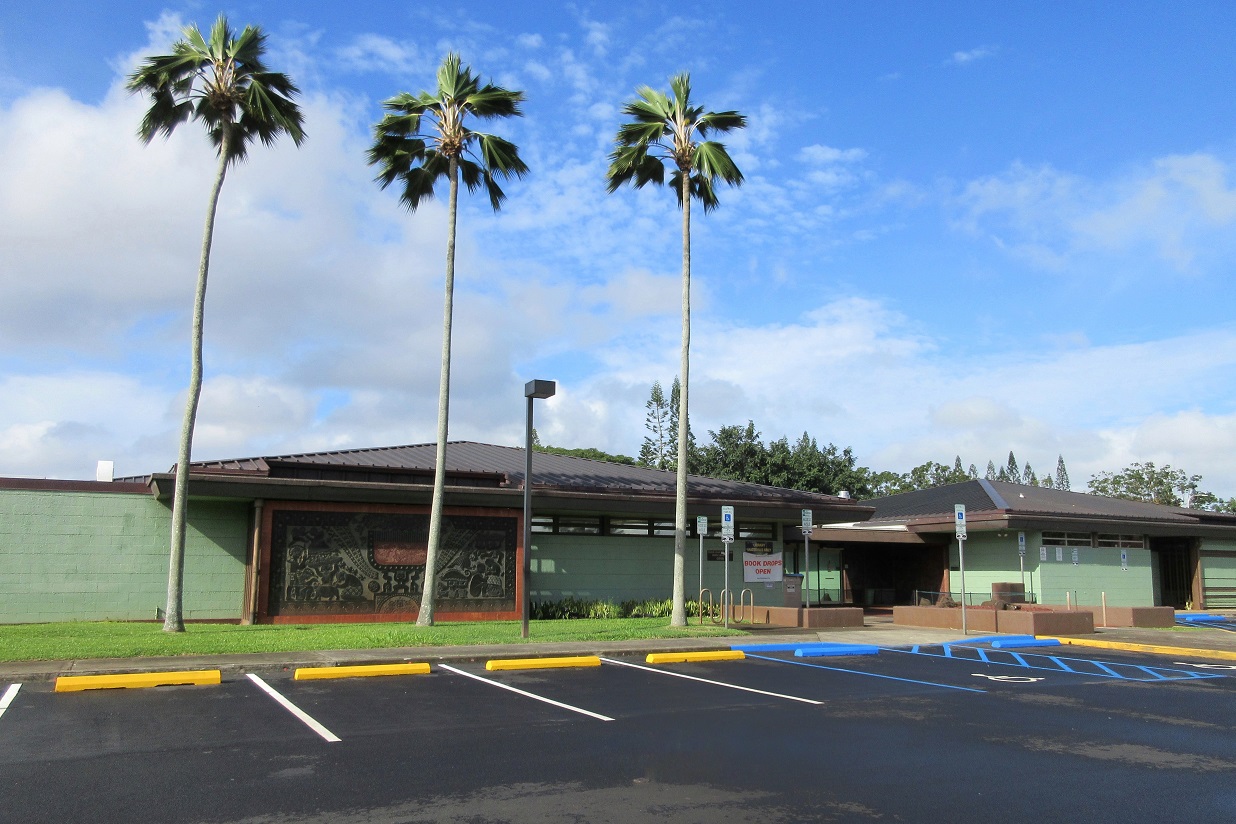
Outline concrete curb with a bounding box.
[1042,636,1236,661]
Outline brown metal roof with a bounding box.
[864,479,1233,529]
[186,440,868,511]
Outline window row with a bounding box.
[1041,531,1144,549]
[531,514,775,540]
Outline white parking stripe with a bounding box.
[245,674,341,743]
[0,683,20,721]
[438,664,614,721]
[599,657,824,705]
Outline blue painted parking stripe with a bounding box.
[891,645,1223,682]
[744,653,987,693]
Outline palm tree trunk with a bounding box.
[671,174,691,627]
[418,156,459,626]
[164,131,230,633]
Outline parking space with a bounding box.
[2,644,1234,822]
[4,642,1232,746]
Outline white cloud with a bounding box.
[948,46,998,65]
[799,144,868,165]
[955,154,1236,274]
[335,34,429,75]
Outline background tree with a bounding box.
[1004,451,1019,482]
[127,14,305,632]
[1022,462,1038,486]
[986,461,997,481]
[535,443,636,465]
[368,53,527,625]
[695,421,766,482]
[1088,461,1212,507]
[607,75,744,626]
[638,380,671,469]
[1055,455,1071,490]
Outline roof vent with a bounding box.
[837,490,851,499]
[96,460,114,483]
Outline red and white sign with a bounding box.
[742,541,783,583]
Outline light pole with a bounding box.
[522,379,556,639]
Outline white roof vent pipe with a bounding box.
[96,460,114,483]
[837,490,851,499]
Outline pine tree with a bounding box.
[1055,455,1071,491]
[968,464,979,480]
[986,461,997,481]
[639,380,671,469]
[1006,451,1020,484]
[1040,474,1055,489]
[1023,462,1037,485]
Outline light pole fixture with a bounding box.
[522,379,556,639]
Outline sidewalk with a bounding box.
[5,621,1234,682]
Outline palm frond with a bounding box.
[398,162,446,211]
[367,52,527,214]
[466,86,525,118]
[608,73,745,210]
[472,133,530,179]
[696,110,747,136]
[693,141,744,186]
[127,14,305,164]
[615,119,667,148]
[605,145,666,193]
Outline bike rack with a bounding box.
[698,588,715,625]
[717,588,735,626]
[738,588,760,624]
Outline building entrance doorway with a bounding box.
[841,544,945,606]
[1151,537,1194,609]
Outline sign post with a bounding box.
[1017,531,1026,592]
[696,515,708,616]
[721,506,735,628]
[955,504,968,635]
[801,509,813,608]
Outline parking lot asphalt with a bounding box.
[3,630,1236,823]
[3,619,1235,682]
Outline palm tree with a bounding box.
[367,53,528,626]
[606,74,745,627]
[128,15,305,633]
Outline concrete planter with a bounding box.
[893,605,1094,635]
[734,606,864,628]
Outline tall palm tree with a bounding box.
[367,53,528,626]
[128,15,305,633]
[606,74,745,627]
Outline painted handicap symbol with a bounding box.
[972,673,1045,683]
[1174,662,1236,670]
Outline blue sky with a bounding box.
[2,1,1235,496]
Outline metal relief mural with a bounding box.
[270,510,517,616]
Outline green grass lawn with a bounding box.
[0,619,746,663]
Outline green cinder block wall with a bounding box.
[529,533,791,607]
[0,488,250,623]
[949,532,1155,606]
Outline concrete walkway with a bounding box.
[4,620,1235,682]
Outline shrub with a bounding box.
[530,597,718,620]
